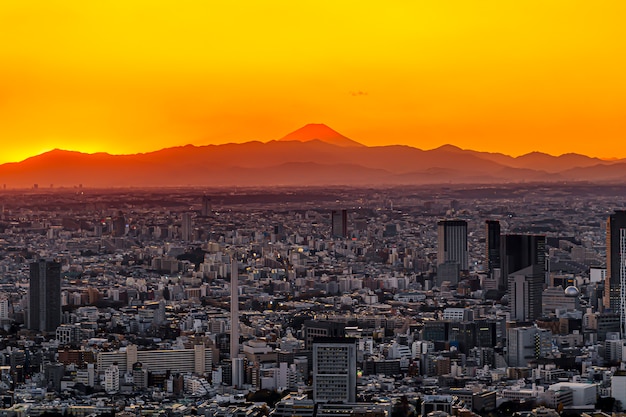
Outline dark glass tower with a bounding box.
[605,210,626,315]
[331,209,348,238]
[500,234,546,290]
[485,220,501,276]
[501,234,546,321]
[437,220,469,271]
[29,260,62,332]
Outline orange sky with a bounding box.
[1,1,625,164]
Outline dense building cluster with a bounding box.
[0,185,624,417]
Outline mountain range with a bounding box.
[1,123,625,188]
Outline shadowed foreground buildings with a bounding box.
[28,259,61,333]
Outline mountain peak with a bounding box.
[278,124,364,147]
[433,144,464,152]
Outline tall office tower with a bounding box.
[605,210,626,337]
[28,260,62,332]
[485,220,501,276]
[181,212,193,242]
[500,234,546,291]
[201,195,212,217]
[437,220,469,271]
[509,265,545,321]
[0,296,8,320]
[331,209,348,238]
[313,338,357,403]
[104,364,120,394]
[232,357,244,389]
[506,326,552,367]
[230,258,240,361]
[111,211,126,237]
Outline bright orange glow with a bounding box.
[1,1,625,163]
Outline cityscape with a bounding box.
[0,183,624,417]
[2,1,625,416]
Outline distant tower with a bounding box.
[437,220,468,271]
[111,211,126,237]
[604,210,626,336]
[331,210,348,238]
[201,195,212,217]
[485,220,501,277]
[181,212,193,242]
[28,259,62,332]
[230,258,239,360]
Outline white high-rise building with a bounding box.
[313,339,357,403]
[0,296,9,320]
[506,326,552,368]
[231,258,240,361]
[232,357,245,389]
[104,364,120,393]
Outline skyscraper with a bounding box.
[313,338,357,403]
[500,234,546,291]
[230,258,240,361]
[437,220,468,271]
[230,257,243,388]
[506,326,552,367]
[28,259,62,332]
[604,210,626,335]
[501,234,546,321]
[201,195,212,217]
[181,212,193,242]
[331,210,348,238]
[485,220,501,277]
[111,211,126,237]
[509,265,544,321]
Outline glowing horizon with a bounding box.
[1,1,625,164]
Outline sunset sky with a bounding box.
[0,1,625,164]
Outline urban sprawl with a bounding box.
[0,185,624,417]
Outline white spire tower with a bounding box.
[230,257,240,359]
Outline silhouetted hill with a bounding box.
[559,162,626,182]
[0,125,624,187]
[510,151,608,173]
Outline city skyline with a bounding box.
[1,1,625,163]
[0,184,624,412]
